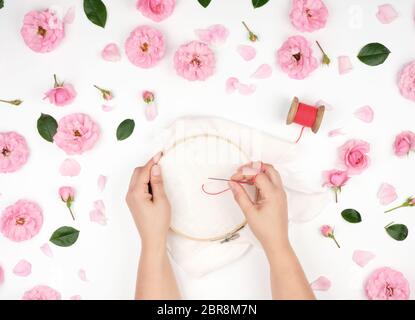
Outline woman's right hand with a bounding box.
[229,162,290,255]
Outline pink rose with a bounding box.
[174,41,216,81]
[0,132,30,173]
[290,0,328,32]
[136,0,175,22]
[143,90,155,104]
[22,285,61,300]
[393,131,415,157]
[20,9,65,53]
[44,76,77,107]
[320,224,333,237]
[54,113,100,155]
[125,25,165,68]
[59,186,75,202]
[398,61,415,102]
[365,267,410,300]
[339,139,370,175]
[276,35,318,80]
[0,200,43,242]
[323,169,349,188]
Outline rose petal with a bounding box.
[13,260,32,277]
[90,209,107,225]
[338,56,353,75]
[63,6,76,24]
[59,159,81,177]
[354,105,374,123]
[101,43,121,62]
[40,243,54,258]
[195,24,229,46]
[78,269,87,282]
[251,64,273,79]
[236,82,256,95]
[237,45,256,61]
[328,128,346,137]
[352,250,375,267]
[226,77,239,93]
[0,265,4,285]
[70,295,82,300]
[310,276,331,291]
[101,105,114,112]
[377,183,398,205]
[94,200,105,212]
[97,175,107,192]
[376,4,398,24]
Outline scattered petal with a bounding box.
[90,209,107,225]
[376,4,398,24]
[70,295,82,300]
[352,250,375,267]
[97,175,107,192]
[102,105,114,112]
[237,45,256,61]
[310,276,331,291]
[338,56,353,75]
[101,43,121,62]
[63,6,76,24]
[377,183,398,205]
[251,64,273,79]
[328,128,346,137]
[195,24,229,46]
[236,82,256,95]
[59,159,81,177]
[145,103,158,121]
[226,77,239,93]
[78,269,88,282]
[13,260,32,277]
[40,243,54,258]
[94,200,105,212]
[0,265,4,285]
[354,105,374,123]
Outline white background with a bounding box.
[1,0,415,300]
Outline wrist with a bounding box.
[141,238,167,255]
[263,239,293,260]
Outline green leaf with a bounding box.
[37,113,58,143]
[197,0,212,8]
[341,209,362,223]
[357,43,391,66]
[252,0,269,8]
[0,1,4,9]
[385,223,408,241]
[83,0,107,28]
[49,226,80,247]
[116,119,135,141]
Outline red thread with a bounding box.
[201,178,255,196]
[294,126,306,144]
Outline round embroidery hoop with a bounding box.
[161,133,251,242]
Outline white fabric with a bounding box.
[158,117,330,277]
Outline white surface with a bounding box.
[0,0,414,300]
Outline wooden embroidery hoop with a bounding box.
[162,133,249,242]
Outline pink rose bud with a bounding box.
[320,225,340,248]
[58,186,75,220]
[410,198,415,205]
[43,75,77,107]
[385,196,415,213]
[142,91,155,104]
[393,131,415,157]
[94,85,113,101]
[323,170,349,203]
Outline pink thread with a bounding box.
[201,176,257,196]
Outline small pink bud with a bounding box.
[320,225,333,237]
[410,198,415,206]
[142,90,154,104]
[103,91,113,101]
[59,186,75,202]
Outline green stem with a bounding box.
[53,74,59,87]
[0,99,23,106]
[384,221,394,229]
[334,189,338,203]
[384,204,405,213]
[316,41,326,55]
[242,21,252,33]
[67,206,75,220]
[330,235,340,248]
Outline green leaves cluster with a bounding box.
[198,0,269,8]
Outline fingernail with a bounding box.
[152,151,162,163]
[151,164,161,176]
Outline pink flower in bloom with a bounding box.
[393,131,415,157]
[320,225,340,248]
[20,9,65,53]
[0,132,30,173]
[276,35,318,80]
[44,75,76,107]
[290,0,328,32]
[339,139,370,175]
[22,285,61,300]
[365,267,410,300]
[125,25,165,68]
[398,61,415,102]
[54,113,100,155]
[136,0,175,22]
[174,41,215,81]
[323,169,349,203]
[0,200,43,242]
